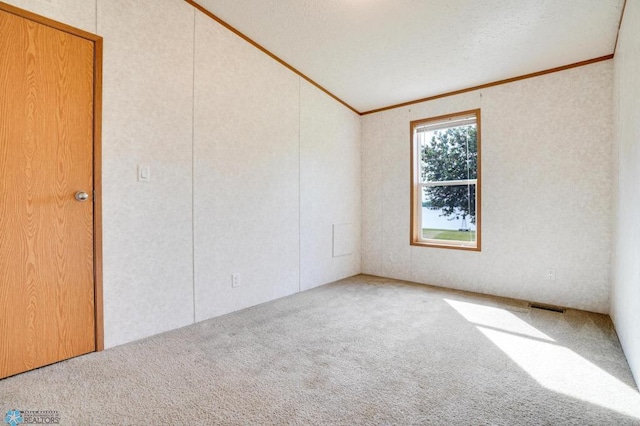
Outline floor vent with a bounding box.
[529,303,566,314]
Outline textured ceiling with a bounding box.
[194,0,624,113]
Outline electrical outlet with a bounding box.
[546,269,556,281]
[385,252,394,263]
[231,273,241,288]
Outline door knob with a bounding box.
[75,191,89,202]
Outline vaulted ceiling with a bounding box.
[193,0,625,113]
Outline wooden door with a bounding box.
[0,8,96,379]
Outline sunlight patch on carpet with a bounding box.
[444,299,554,341]
[445,298,640,420]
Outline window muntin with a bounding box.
[411,110,481,250]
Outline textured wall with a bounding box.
[98,0,196,348]
[612,0,640,387]
[192,15,362,321]
[300,81,362,291]
[362,61,614,313]
[193,12,300,321]
[1,0,96,33]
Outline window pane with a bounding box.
[418,123,477,183]
[421,184,476,244]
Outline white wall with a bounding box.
[2,0,96,33]
[98,0,196,348]
[612,0,640,386]
[3,0,362,347]
[300,81,362,291]
[192,15,362,321]
[362,61,614,313]
[193,12,301,321]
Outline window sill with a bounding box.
[410,240,481,252]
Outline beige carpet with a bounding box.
[1,275,639,425]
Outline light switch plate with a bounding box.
[138,164,150,183]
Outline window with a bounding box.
[410,109,481,250]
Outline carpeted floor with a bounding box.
[1,275,639,425]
